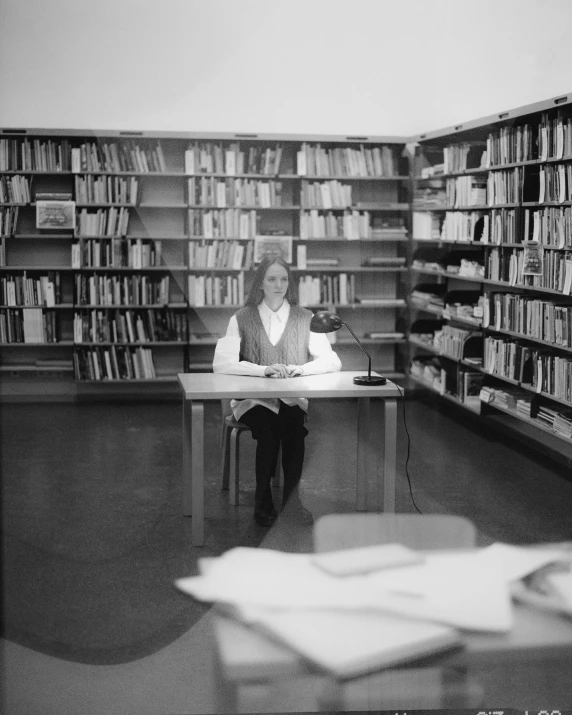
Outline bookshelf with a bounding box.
[0,129,410,399]
[410,92,572,460]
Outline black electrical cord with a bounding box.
[393,382,422,514]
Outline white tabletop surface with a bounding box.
[177,371,401,400]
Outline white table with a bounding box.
[177,371,401,545]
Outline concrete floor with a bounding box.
[2,392,572,713]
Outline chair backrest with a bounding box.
[314,513,476,553]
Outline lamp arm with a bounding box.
[342,322,372,379]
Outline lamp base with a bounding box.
[353,375,387,386]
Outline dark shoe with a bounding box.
[253,508,278,527]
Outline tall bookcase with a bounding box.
[0,129,410,400]
[409,92,572,463]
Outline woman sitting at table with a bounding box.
[213,254,341,527]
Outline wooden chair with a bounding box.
[313,513,482,711]
[220,399,280,505]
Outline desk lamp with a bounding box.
[310,310,387,385]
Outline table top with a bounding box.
[177,371,402,400]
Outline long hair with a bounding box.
[245,254,298,307]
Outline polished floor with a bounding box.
[2,389,572,714]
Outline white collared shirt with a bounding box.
[213,300,341,419]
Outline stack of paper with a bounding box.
[175,543,571,678]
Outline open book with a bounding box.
[241,606,461,679]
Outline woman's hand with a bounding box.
[264,364,289,378]
[287,365,304,377]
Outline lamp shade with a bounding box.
[310,310,343,334]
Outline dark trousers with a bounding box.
[239,402,308,513]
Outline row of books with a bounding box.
[524,206,572,247]
[485,125,536,167]
[531,350,572,403]
[0,138,73,172]
[0,207,19,237]
[0,307,58,343]
[184,143,282,176]
[75,274,171,306]
[486,247,572,294]
[0,175,31,204]
[187,177,285,208]
[482,386,572,440]
[536,164,572,203]
[486,167,522,206]
[188,239,254,270]
[480,384,532,411]
[72,142,167,174]
[412,212,442,240]
[73,309,187,344]
[74,175,139,205]
[446,176,487,207]
[76,207,130,237]
[486,209,517,245]
[434,325,476,360]
[296,143,398,178]
[74,346,156,380]
[1,273,60,307]
[300,179,354,209]
[71,238,162,269]
[483,337,572,403]
[188,208,258,239]
[483,336,532,383]
[484,292,572,348]
[298,273,356,307]
[439,210,488,243]
[442,143,486,174]
[187,273,244,307]
[538,112,572,163]
[299,210,372,240]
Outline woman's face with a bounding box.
[262,262,289,302]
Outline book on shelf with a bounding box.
[35,191,73,201]
[364,331,405,339]
[358,298,406,306]
[305,258,339,266]
[363,257,406,266]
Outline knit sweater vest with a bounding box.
[236,305,312,366]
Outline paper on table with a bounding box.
[175,546,513,632]
[177,547,373,609]
[363,551,512,632]
[472,542,571,583]
[312,543,424,577]
[546,572,572,605]
[243,607,461,679]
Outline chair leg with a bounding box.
[221,424,231,491]
[229,427,240,506]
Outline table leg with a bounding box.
[356,397,370,511]
[381,398,397,513]
[191,400,205,546]
[182,398,193,516]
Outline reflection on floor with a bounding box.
[2,392,572,713]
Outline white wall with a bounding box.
[1,0,571,137]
